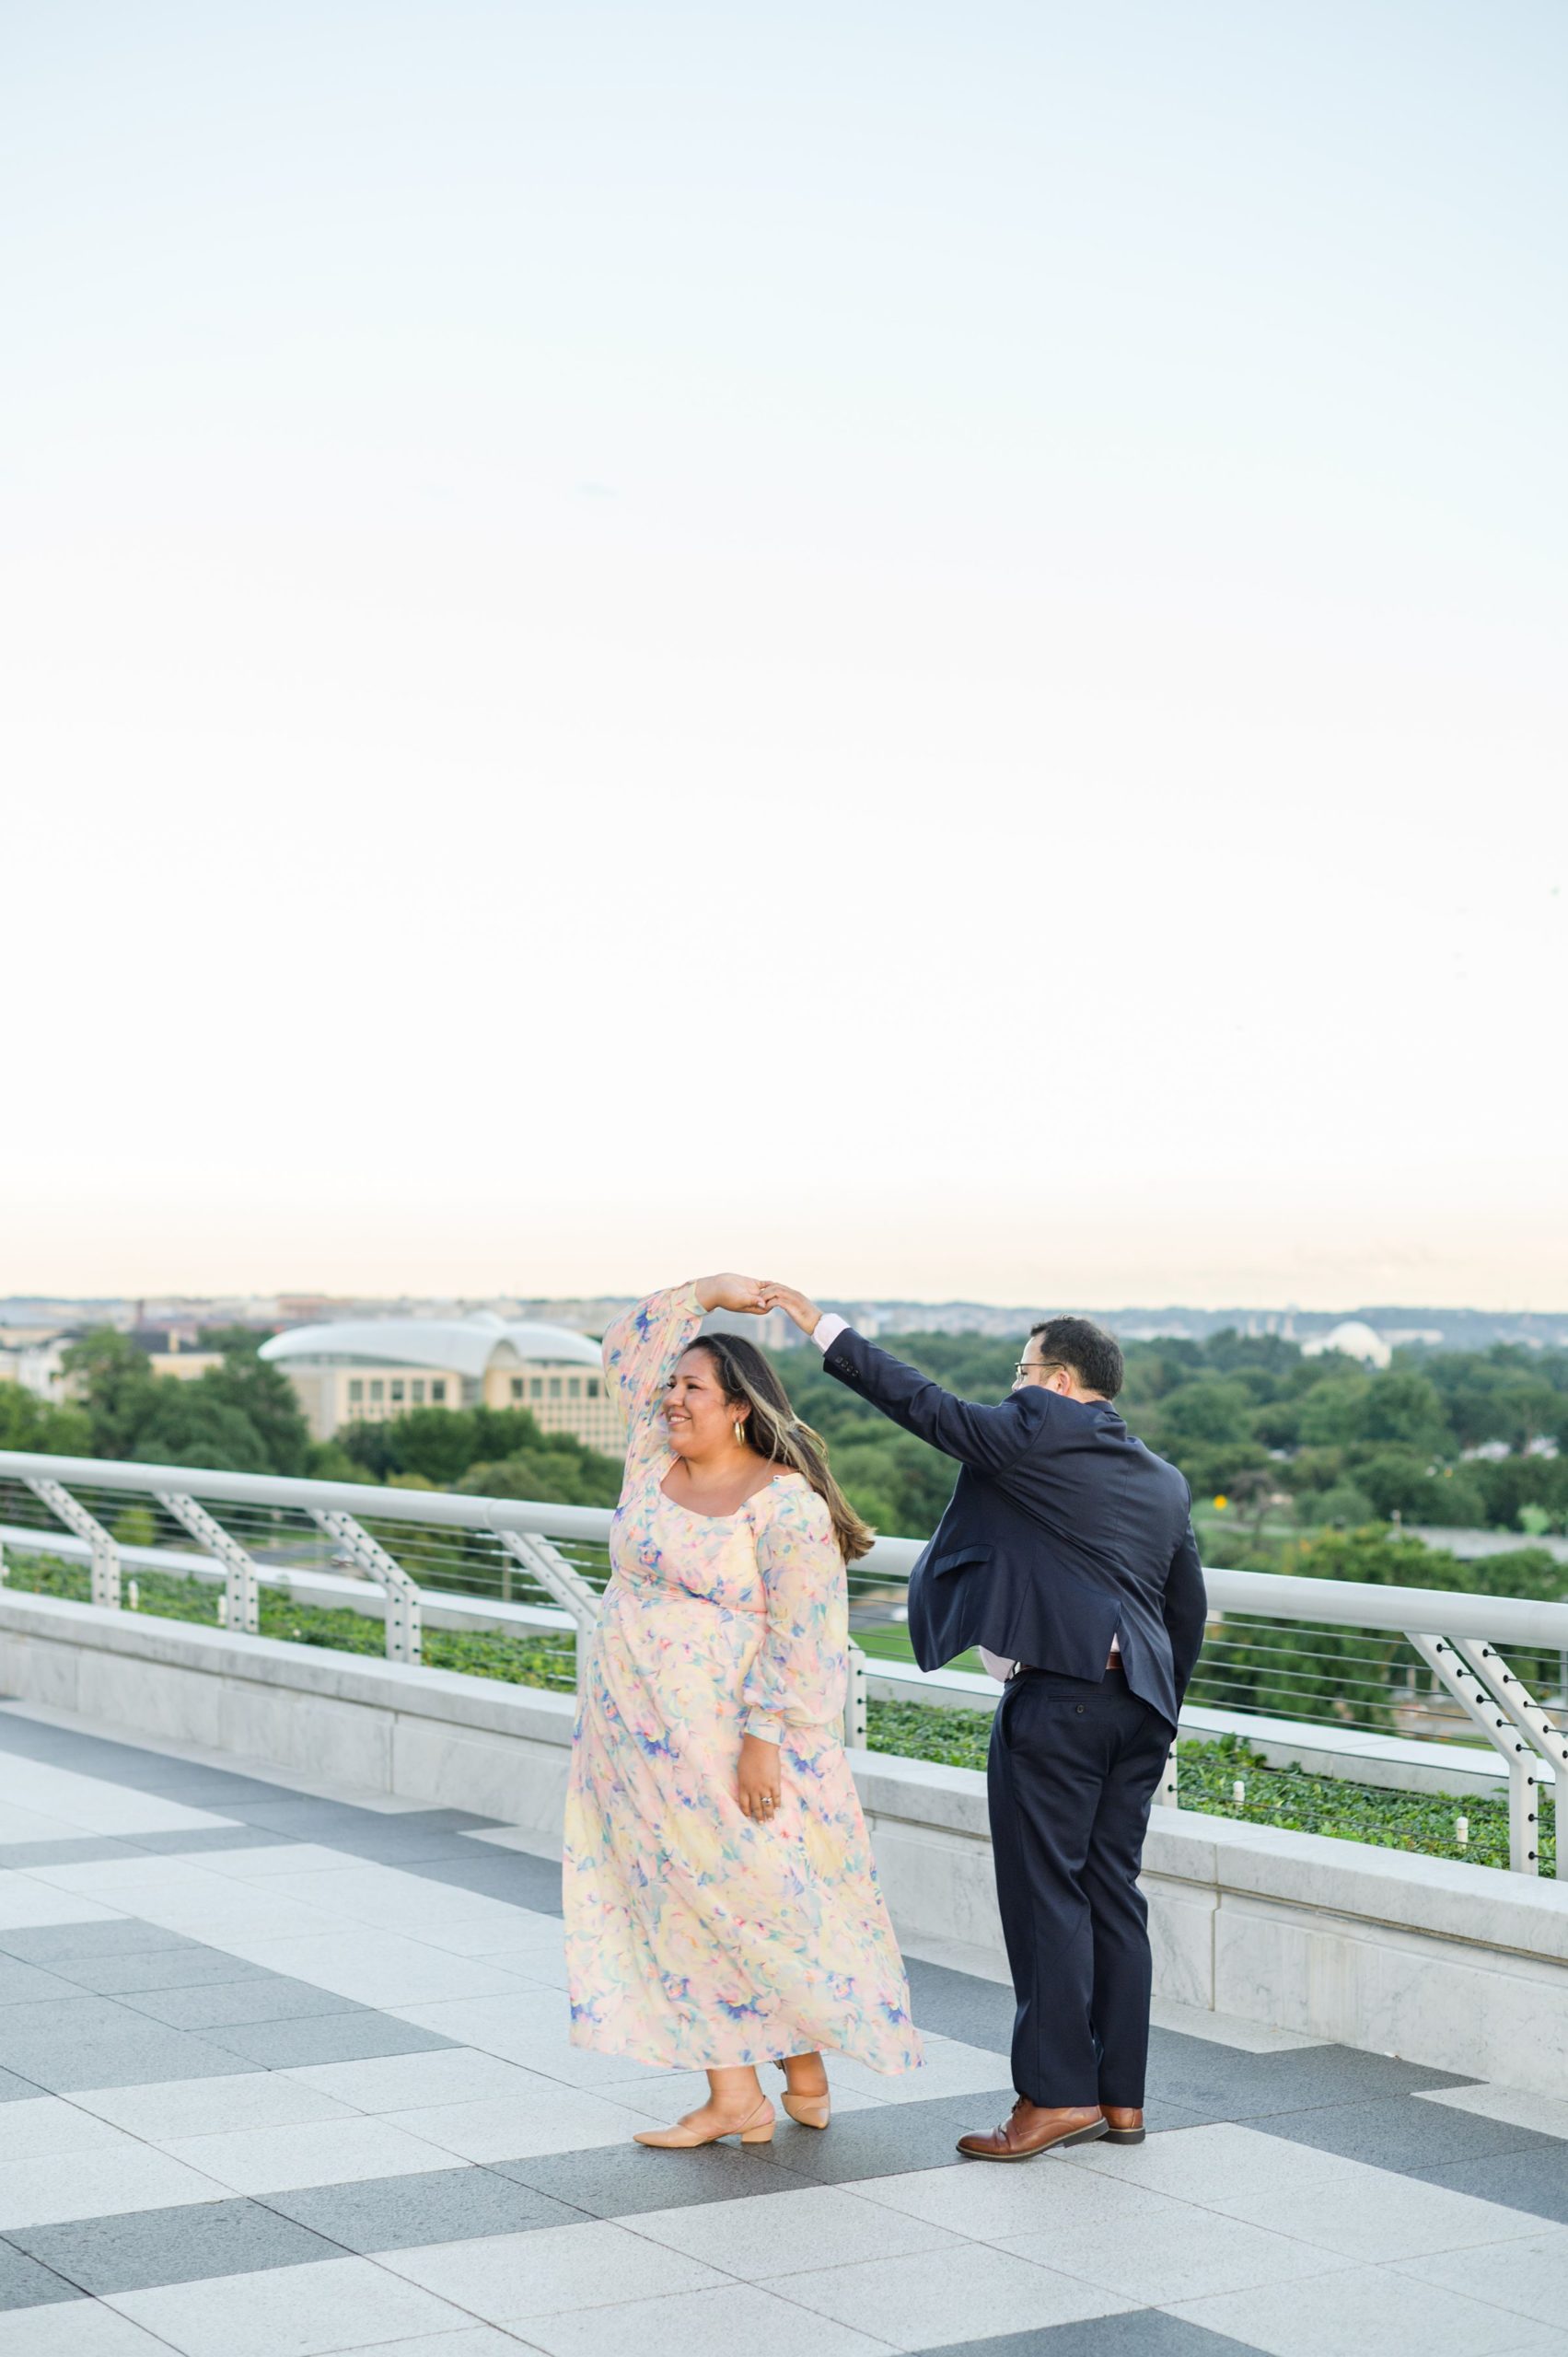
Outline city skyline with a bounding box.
[6,1289,1567,1342]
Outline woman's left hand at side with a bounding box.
[737,1733,783,1823]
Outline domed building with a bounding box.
[1301,1318,1393,1371]
[261,1313,621,1452]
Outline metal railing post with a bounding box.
[843,1639,868,1749]
[156,1492,261,1637]
[25,1477,121,1610]
[311,1511,423,1664]
[1408,1633,1539,1874]
[1453,1640,1568,1880]
[494,1529,599,1698]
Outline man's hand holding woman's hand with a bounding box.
[692,1275,824,1336]
[760,1283,822,1338]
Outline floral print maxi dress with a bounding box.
[563,1284,923,2074]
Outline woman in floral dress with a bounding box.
[563,1272,922,2147]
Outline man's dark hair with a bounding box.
[1028,1315,1124,1399]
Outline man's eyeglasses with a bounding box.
[1015,1359,1064,1383]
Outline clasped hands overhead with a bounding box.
[702,1273,822,1337]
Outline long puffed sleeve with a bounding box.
[742,1478,849,1742]
[601,1283,705,1479]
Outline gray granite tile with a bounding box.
[203,2011,458,2068]
[296,1809,501,1849]
[0,1919,193,1966]
[0,1957,86,2007]
[393,1852,564,1913]
[495,2138,812,2218]
[0,1717,259,1800]
[1254,2096,1560,2173]
[1411,2143,1568,2226]
[758,2090,1017,2183]
[1130,2099,1227,2135]
[903,1956,1016,2053]
[1170,2261,1547,2355]
[910,2317,1271,2355]
[0,1722,285,1816]
[0,1837,139,1871]
[120,1977,364,2031]
[10,2197,344,2294]
[214,1799,403,1836]
[1140,2033,1473,2121]
[1143,2028,1280,2112]
[263,2164,587,2250]
[150,1774,297,1806]
[1,2021,260,2092]
[129,1827,297,1857]
[0,1991,153,2045]
[48,1946,273,1996]
[0,2240,84,2312]
[309,1829,508,1865]
[0,2066,46,2101]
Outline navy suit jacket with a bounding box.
[822,1328,1206,1732]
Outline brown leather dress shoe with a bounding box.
[1102,2106,1145,2144]
[957,2098,1109,2161]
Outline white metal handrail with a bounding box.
[5,1446,1567,1644]
[2,1446,1565,1867]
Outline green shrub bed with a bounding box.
[863,1698,1554,1875]
[2,1556,575,1691]
[5,1557,1551,1872]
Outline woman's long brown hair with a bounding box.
[680,1332,875,1563]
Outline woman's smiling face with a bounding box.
[664,1345,748,1459]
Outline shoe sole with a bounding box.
[956,2119,1110,2161]
[1102,2128,1146,2143]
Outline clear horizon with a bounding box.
[6,2,1563,1306]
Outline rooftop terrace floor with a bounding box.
[1,1702,1567,2357]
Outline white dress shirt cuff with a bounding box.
[979,1647,1016,1685]
[811,1312,849,1353]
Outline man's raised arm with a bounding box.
[761,1283,1039,1476]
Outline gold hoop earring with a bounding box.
[733,1419,746,1446]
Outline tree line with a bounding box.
[764,1327,1568,1543]
[6,1319,1565,1560]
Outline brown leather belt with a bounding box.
[1012,1660,1128,1681]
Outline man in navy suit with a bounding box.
[762,1284,1206,2161]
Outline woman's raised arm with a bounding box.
[601,1275,769,1469]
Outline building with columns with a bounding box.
[261,1313,621,1453]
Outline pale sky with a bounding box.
[5,2,1564,1309]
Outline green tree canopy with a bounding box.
[59,1327,309,1476]
[0,1383,90,1455]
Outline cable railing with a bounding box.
[3,1447,1567,1874]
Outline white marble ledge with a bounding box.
[852,1749,991,1838]
[0,1593,576,1744]
[1147,1806,1568,1962]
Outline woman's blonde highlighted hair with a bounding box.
[680,1332,875,1563]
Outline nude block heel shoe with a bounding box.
[633,2098,775,2149]
[776,2061,830,2130]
